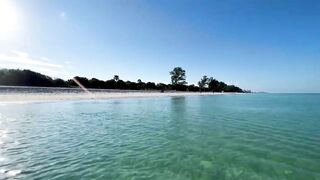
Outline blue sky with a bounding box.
[0,0,319,92]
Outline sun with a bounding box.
[0,0,19,37]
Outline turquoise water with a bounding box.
[0,94,320,179]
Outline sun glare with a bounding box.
[0,0,19,38]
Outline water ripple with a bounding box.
[0,95,319,179]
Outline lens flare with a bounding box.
[72,78,92,94]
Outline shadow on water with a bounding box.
[170,96,187,118]
[167,96,188,139]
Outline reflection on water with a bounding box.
[170,96,187,114]
[0,94,320,179]
[169,97,188,140]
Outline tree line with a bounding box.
[169,67,247,92]
[0,68,248,92]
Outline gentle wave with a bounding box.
[0,94,319,179]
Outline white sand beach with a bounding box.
[0,91,234,104]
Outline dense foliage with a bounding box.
[0,68,247,92]
[170,67,187,85]
[0,69,68,87]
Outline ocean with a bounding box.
[0,93,319,179]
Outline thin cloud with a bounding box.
[0,50,71,78]
[64,60,72,65]
[0,51,62,68]
[40,57,52,62]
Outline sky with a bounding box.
[0,0,319,93]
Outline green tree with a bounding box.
[113,75,119,82]
[219,81,227,92]
[0,68,246,93]
[208,77,220,92]
[198,75,209,92]
[169,67,187,85]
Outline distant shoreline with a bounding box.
[0,69,247,93]
[0,86,243,104]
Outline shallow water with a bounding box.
[0,94,319,179]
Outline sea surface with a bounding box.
[0,93,319,179]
